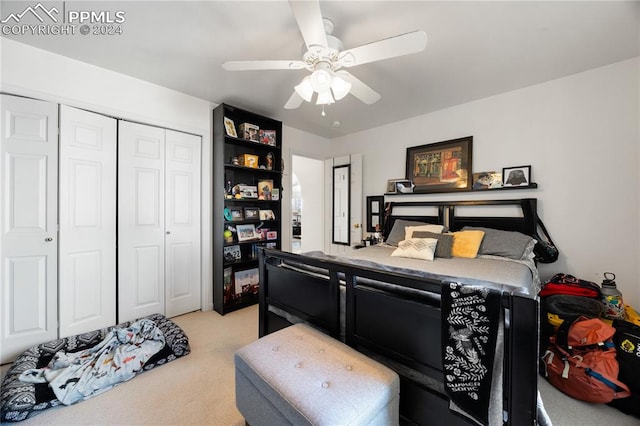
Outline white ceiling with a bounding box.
[2,1,639,138]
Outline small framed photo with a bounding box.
[259,130,276,146]
[258,179,274,200]
[266,231,278,240]
[386,179,405,194]
[244,207,259,220]
[502,165,531,187]
[236,223,258,241]
[234,268,259,295]
[230,207,244,221]
[259,209,276,221]
[224,117,237,138]
[394,179,413,193]
[472,171,503,190]
[271,188,280,201]
[223,245,241,263]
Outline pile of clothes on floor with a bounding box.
[539,273,640,418]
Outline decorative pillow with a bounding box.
[385,219,437,246]
[391,238,438,261]
[412,231,454,258]
[404,224,445,241]
[451,230,485,258]
[462,226,535,260]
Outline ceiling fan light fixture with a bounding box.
[310,67,332,92]
[316,90,335,105]
[330,74,351,100]
[294,76,314,102]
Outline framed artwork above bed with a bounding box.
[406,136,473,193]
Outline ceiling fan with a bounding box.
[222,0,427,114]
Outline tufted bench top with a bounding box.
[235,323,399,425]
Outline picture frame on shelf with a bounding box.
[238,184,258,199]
[386,179,405,194]
[244,207,259,220]
[230,207,244,221]
[259,130,276,146]
[406,136,473,193]
[394,180,414,193]
[236,223,259,241]
[258,179,274,200]
[224,117,237,137]
[223,245,241,263]
[472,171,503,190]
[259,209,276,221]
[234,268,259,295]
[271,188,280,201]
[502,165,531,187]
[266,231,278,240]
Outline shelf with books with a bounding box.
[214,103,282,315]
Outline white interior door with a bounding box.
[164,129,201,317]
[0,95,58,363]
[118,121,165,323]
[59,106,116,338]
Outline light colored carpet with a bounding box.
[1,305,639,425]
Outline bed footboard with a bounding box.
[258,249,539,425]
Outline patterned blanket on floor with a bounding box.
[1,313,190,422]
[18,319,165,406]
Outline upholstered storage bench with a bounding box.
[235,323,400,425]
[0,313,190,423]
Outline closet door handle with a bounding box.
[45,237,53,242]
[166,231,171,235]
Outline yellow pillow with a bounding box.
[451,230,485,258]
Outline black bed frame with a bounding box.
[258,198,540,425]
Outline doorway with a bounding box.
[291,155,324,254]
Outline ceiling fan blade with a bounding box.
[223,60,307,71]
[289,0,328,50]
[337,30,427,68]
[284,91,304,109]
[338,71,381,104]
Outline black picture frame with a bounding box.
[406,136,473,193]
[230,207,244,221]
[502,165,531,187]
[244,207,259,220]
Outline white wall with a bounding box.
[1,39,216,311]
[329,58,640,308]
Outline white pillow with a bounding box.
[391,238,438,261]
[404,224,445,241]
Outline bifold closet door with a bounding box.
[0,95,58,363]
[58,105,116,338]
[165,130,201,318]
[118,122,201,322]
[118,121,166,322]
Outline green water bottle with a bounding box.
[600,272,625,320]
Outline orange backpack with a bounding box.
[542,316,630,403]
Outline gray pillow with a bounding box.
[385,219,433,246]
[412,231,454,258]
[462,226,534,260]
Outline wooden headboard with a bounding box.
[383,198,538,238]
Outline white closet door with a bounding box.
[118,121,166,322]
[165,130,201,317]
[59,106,116,338]
[0,95,58,363]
